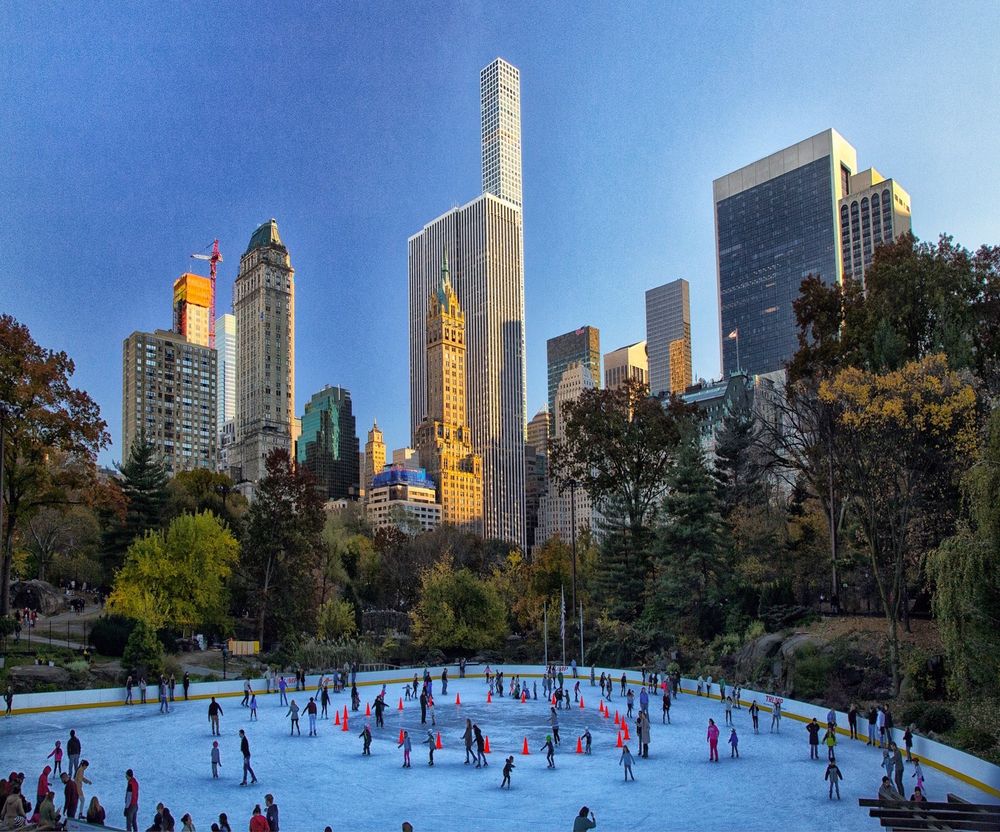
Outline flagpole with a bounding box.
[543,601,548,668]
[561,585,566,667]
[579,600,584,666]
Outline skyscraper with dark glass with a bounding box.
[714,129,858,377]
[645,280,691,396]
[297,385,359,501]
[546,327,600,430]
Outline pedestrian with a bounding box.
[183,672,190,701]
[238,730,257,786]
[208,697,223,736]
[398,730,412,768]
[581,727,592,754]
[662,691,671,724]
[749,700,760,734]
[573,807,597,831]
[124,769,139,832]
[848,703,858,740]
[47,740,64,775]
[903,725,914,762]
[540,734,556,768]
[807,718,821,760]
[729,728,739,758]
[825,760,843,800]
[74,760,92,816]
[707,718,720,762]
[619,744,635,781]
[500,755,515,789]
[359,723,372,755]
[423,730,436,766]
[462,719,474,765]
[285,700,300,736]
[770,700,782,733]
[306,697,318,736]
[211,741,221,779]
[474,724,487,767]
[249,693,258,721]
[66,730,81,778]
[264,794,279,832]
[824,726,838,761]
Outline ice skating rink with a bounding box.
[1,675,992,831]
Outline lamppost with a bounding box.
[568,480,578,613]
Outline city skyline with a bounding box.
[3,4,998,466]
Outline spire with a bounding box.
[437,247,452,305]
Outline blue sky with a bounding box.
[2,1,998,465]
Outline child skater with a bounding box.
[211,741,221,778]
[540,734,556,768]
[398,730,412,768]
[423,729,436,766]
[500,756,515,789]
[729,728,740,758]
[47,741,63,775]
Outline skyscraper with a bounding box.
[645,279,692,396]
[546,327,600,430]
[714,129,858,377]
[481,58,522,208]
[122,329,217,475]
[839,168,912,286]
[297,385,359,501]
[363,419,386,498]
[215,313,236,429]
[173,273,212,347]
[409,57,526,549]
[414,254,484,533]
[232,219,296,487]
[604,340,648,391]
[524,406,549,554]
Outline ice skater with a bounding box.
[359,723,372,755]
[903,725,914,761]
[286,700,301,735]
[320,684,330,719]
[662,691,671,724]
[807,718,821,759]
[474,724,488,767]
[239,729,258,785]
[278,676,288,705]
[626,689,634,718]
[211,741,221,778]
[550,706,561,745]
[306,697,318,735]
[724,695,733,726]
[770,700,782,732]
[540,734,556,768]
[911,757,925,795]
[824,726,837,761]
[825,760,843,799]
[374,695,386,728]
[501,756,515,789]
[208,697,223,735]
[4,685,12,717]
[423,730,436,766]
[242,680,252,707]
[619,744,635,781]
[463,719,474,764]
[750,700,760,734]
[729,728,739,758]
[47,740,64,775]
[398,730,412,768]
[249,693,258,721]
[581,727,592,754]
[707,718,720,762]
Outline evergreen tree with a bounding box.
[712,394,764,517]
[101,436,169,578]
[649,433,729,639]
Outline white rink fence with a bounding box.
[6,663,1000,799]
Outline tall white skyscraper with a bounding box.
[481,58,522,208]
[232,219,296,488]
[409,57,526,549]
[216,313,236,429]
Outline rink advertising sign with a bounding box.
[765,694,784,706]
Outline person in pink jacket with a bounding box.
[707,718,720,762]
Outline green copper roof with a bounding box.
[245,218,285,254]
[437,248,451,305]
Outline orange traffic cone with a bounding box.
[455,693,461,706]
[342,713,349,731]
[343,705,349,723]
[623,722,631,740]
[335,710,341,726]
[551,694,557,705]
[616,730,623,748]
[576,737,583,754]
[487,691,492,703]
[580,696,585,709]
[398,698,404,711]
[614,711,620,726]
[398,729,405,743]
[521,737,530,755]
[365,702,371,717]
[484,736,491,754]
[521,691,527,703]
[435,731,443,749]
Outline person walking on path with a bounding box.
[462,719,474,765]
[848,704,858,740]
[306,697,318,736]
[892,743,906,796]
[770,701,782,733]
[573,807,597,831]
[359,724,372,755]
[422,730,436,766]
[824,726,838,761]
[285,700,301,736]
[66,730,81,778]
[398,730,412,768]
[74,760,92,816]
[662,691,671,724]
[211,741,222,778]
[474,724,488,767]
[123,769,139,832]
[541,735,556,768]
[208,697,223,736]
[729,728,739,758]
[619,744,635,781]
[825,761,844,800]
[500,756,515,789]
[239,730,258,786]
[807,718,821,759]
[707,719,720,762]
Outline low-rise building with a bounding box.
[366,465,442,533]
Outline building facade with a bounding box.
[297,385,359,501]
[363,420,386,499]
[215,313,236,431]
[172,273,212,348]
[481,58,522,208]
[232,219,296,487]
[366,465,442,533]
[122,328,217,475]
[524,406,550,554]
[714,129,858,377]
[546,326,600,431]
[604,340,648,391]
[646,280,691,396]
[413,255,484,533]
[839,168,912,286]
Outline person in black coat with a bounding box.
[419,691,428,724]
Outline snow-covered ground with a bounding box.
[1,674,992,831]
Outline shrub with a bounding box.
[917,704,956,734]
[793,647,834,701]
[898,701,930,729]
[317,599,357,641]
[951,725,997,755]
[89,615,136,657]
[122,620,164,677]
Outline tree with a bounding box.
[107,511,239,634]
[648,432,728,639]
[713,396,766,517]
[238,450,325,646]
[317,598,357,640]
[26,504,100,582]
[168,468,247,531]
[0,314,109,615]
[122,619,164,677]
[927,407,1000,694]
[101,436,170,577]
[820,355,978,693]
[410,558,507,653]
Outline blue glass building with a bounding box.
[297,385,359,500]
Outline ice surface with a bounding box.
[1,675,993,831]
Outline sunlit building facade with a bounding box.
[646,279,691,396]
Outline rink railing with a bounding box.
[6,663,1000,799]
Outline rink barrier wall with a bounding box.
[7,664,999,799]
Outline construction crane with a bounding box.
[190,239,222,348]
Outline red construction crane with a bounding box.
[190,239,223,348]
